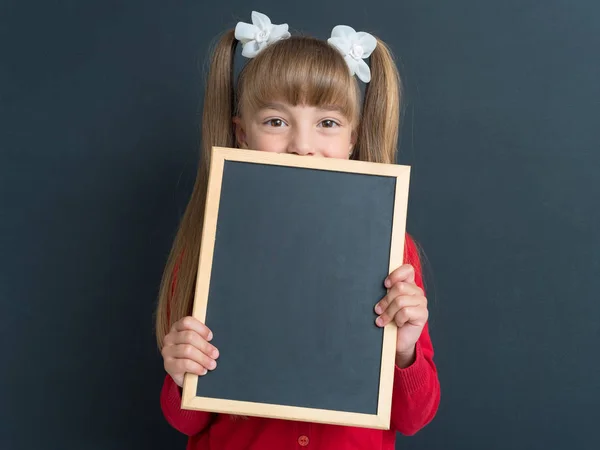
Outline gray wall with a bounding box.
[2,1,598,449]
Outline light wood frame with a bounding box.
[181,146,411,430]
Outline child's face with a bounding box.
[233,102,356,159]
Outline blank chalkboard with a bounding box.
[181,147,411,429]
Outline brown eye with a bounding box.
[320,119,339,128]
[266,118,285,127]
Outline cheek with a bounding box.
[245,127,285,153]
[253,136,283,153]
[321,132,353,159]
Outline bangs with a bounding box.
[236,37,361,125]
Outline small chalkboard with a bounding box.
[181,147,411,429]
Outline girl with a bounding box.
[155,11,440,450]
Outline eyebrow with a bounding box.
[261,102,289,112]
[262,103,345,114]
[316,105,345,113]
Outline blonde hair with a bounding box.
[155,29,403,347]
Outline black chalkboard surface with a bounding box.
[181,147,411,429]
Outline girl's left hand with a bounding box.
[374,264,428,368]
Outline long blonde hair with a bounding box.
[155,28,403,348]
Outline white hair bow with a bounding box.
[233,12,377,83]
[234,11,290,58]
[327,25,377,83]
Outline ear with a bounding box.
[349,129,358,154]
[232,116,248,149]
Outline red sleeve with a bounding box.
[389,234,441,435]
[160,374,215,436]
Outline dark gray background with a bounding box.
[1,1,598,449]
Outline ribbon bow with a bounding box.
[327,25,377,83]
[234,11,290,58]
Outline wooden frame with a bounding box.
[181,146,411,430]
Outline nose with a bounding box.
[287,129,315,156]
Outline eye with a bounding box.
[319,119,340,128]
[264,118,286,127]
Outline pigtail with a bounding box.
[155,30,238,348]
[201,29,238,162]
[355,38,402,164]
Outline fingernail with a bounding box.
[207,331,213,341]
[374,305,382,315]
[212,348,219,358]
[210,360,217,370]
[384,279,391,288]
[376,317,383,327]
[201,368,208,376]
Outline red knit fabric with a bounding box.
[160,234,440,449]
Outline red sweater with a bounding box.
[160,234,440,449]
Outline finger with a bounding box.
[376,295,423,327]
[163,344,218,371]
[166,356,211,377]
[172,316,213,342]
[394,305,429,328]
[170,330,220,359]
[384,264,415,288]
[374,282,422,315]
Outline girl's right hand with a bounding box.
[161,316,220,388]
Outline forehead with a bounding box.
[239,90,360,127]
[236,37,361,125]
